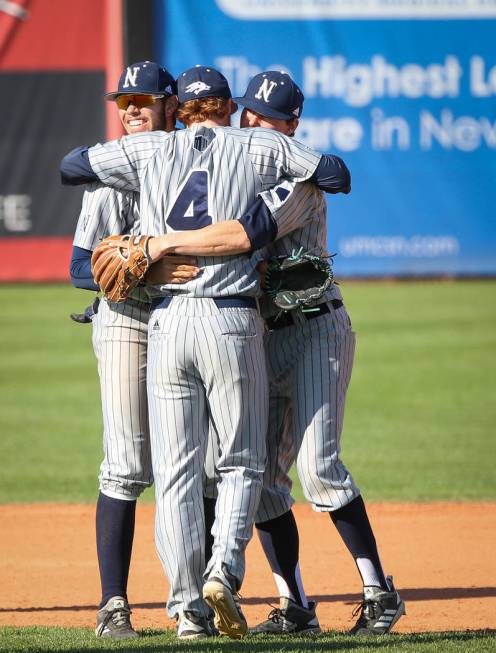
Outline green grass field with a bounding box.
[1,281,496,653]
[1,281,495,503]
[0,627,495,653]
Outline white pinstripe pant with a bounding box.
[147,297,268,618]
[92,296,153,500]
[256,303,360,522]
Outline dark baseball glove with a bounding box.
[70,296,100,324]
[91,235,152,303]
[265,248,335,312]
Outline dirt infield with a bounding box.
[1,502,495,633]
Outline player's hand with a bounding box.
[104,234,171,262]
[147,235,168,262]
[146,255,200,285]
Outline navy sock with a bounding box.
[203,496,216,566]
[330,495,388,590]
[96,492,136,608]
[256,510,304,605]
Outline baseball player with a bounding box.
[228,72,405,635]
[69,61,199,640]
[61,65,351,639]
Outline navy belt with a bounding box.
[151,295,257,310]
[265,299,343,331]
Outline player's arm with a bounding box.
[149,186,324,278]
[149,222,249,260]
[70,246,99,290]
[148,182,320,262]
[309,154,350,194]
[245,128,350,194]
[147,181,318,262]
[147,196,275,261]
[60,132,168,190]
[61,147,97,184]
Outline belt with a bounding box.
[265,299,343,331]
[151,295,257,310]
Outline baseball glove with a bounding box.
[91,235,152,303]
[265,248,335,312]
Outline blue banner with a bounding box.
[154,0,496,276]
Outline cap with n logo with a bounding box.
[234,71,304,120]
[105,61,176,100]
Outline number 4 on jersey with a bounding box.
[167,170,213,230]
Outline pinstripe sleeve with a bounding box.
[260,181,323,239]
[73,183,135,250]
[242,128,322,189]
[88,132,171,192]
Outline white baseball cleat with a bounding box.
[176,610,215,639]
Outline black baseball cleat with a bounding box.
[249,597,321,635]
[95,596,138,639]
[350,578,405,635]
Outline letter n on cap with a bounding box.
[123,66,140,88]
[255,79,277,102]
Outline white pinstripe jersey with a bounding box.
[72,182,149,303]
[258,180,343,318]
[73,182,140,251]
[87,124,322,298]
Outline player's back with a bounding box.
[139,125,260,237]
[141,125,269,298]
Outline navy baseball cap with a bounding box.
[177,65,233,103]
[235,71,304,120]
[105,61,175,101]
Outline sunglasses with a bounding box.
[115,94,164,110]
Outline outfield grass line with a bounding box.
[2,497,496,511]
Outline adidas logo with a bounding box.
[152,320,160,331]
[375,609,398,625]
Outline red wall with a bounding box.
[0,237,72,281]
[0,0,121,281]
[0,0,104,71]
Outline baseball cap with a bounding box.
[177,65,233,103]
[105,61,176,101]
[234,71,304,120]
